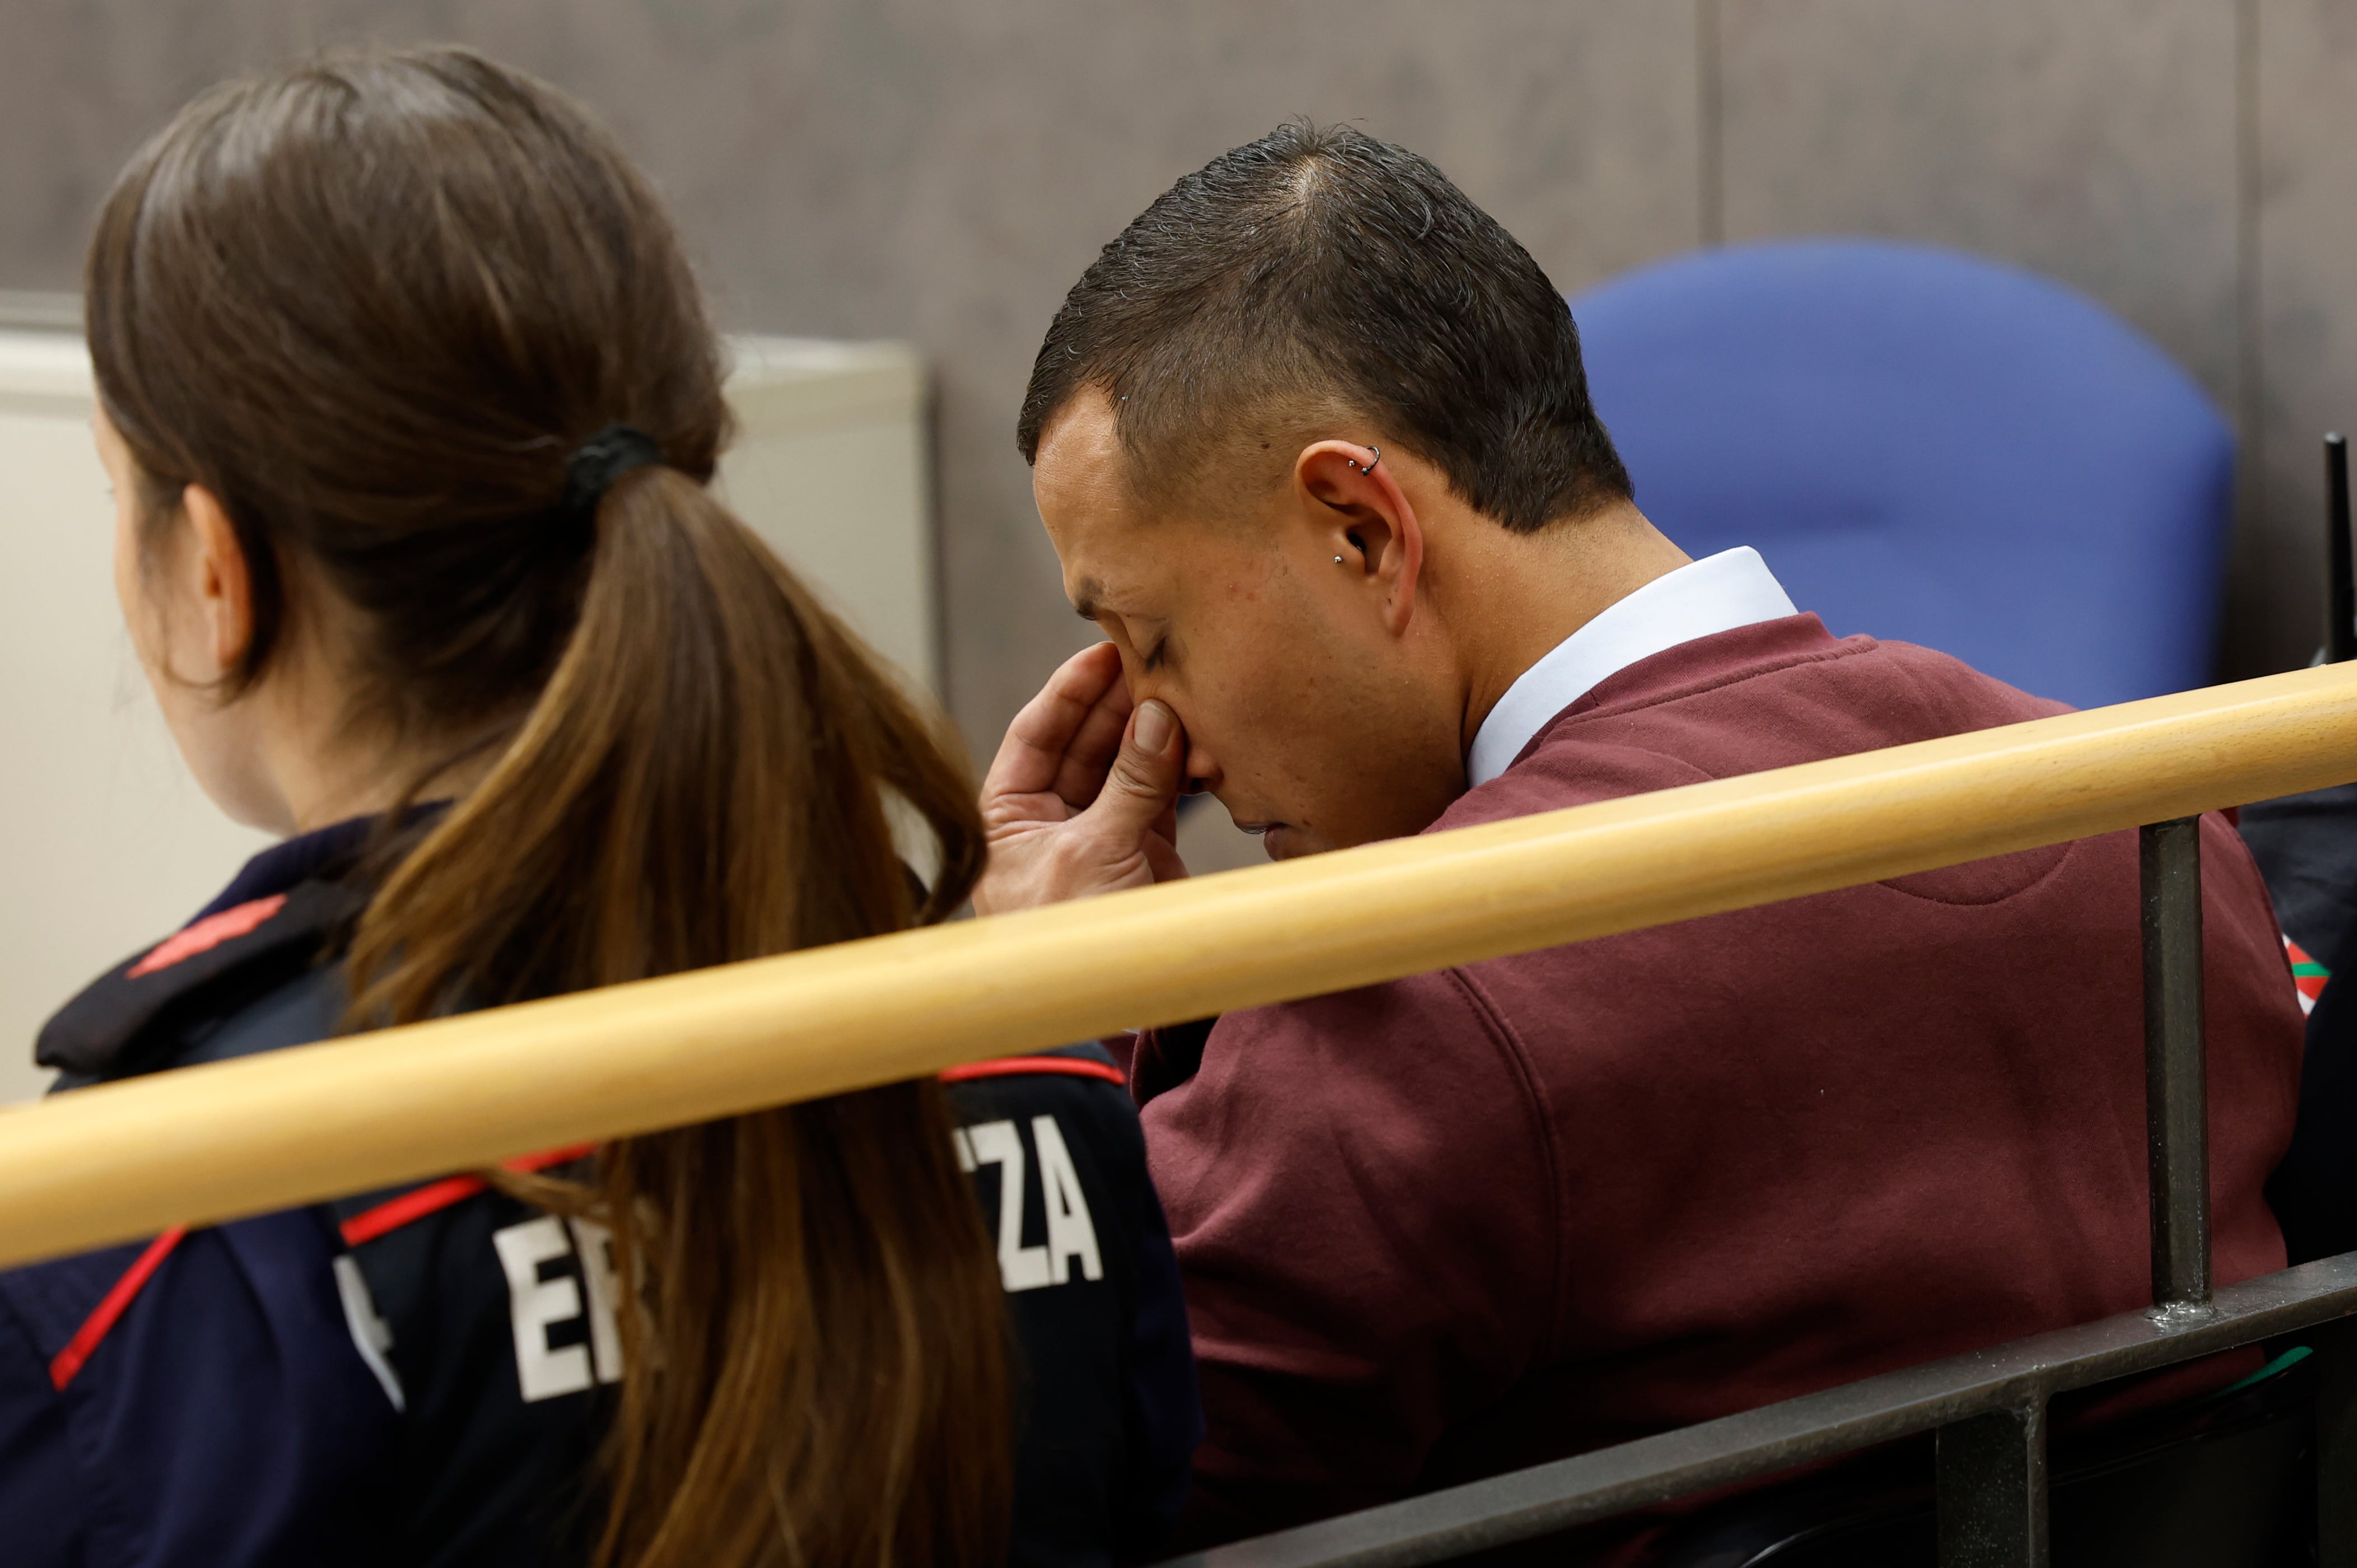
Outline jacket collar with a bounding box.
[1500,613,1861,777]
[187,810,403,922]
[34,808,442,1085]
[1467,548,1798,787]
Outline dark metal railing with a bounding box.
[1159,813,2357,1568]
[1162,1257,2357,1568]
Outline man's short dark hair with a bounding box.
[1017,120,1631,533]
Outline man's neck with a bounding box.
[1438,501,1692,756]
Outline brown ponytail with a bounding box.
[85,46,1009,1568]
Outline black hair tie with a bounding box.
[559,424,666,525]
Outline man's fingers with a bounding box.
[1049,678,1136,805]
[1144,799,1188,884]
[982,642,1126,800]
[1143,829,1190,885]
[1082,698,1186,838]
[972,691,1188,916]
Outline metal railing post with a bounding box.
[2141,817,2211,1313]
[2327,433,2354,665]
[2318,1321,2357,1568]
[1936,1403,2049,1567]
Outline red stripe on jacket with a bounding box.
[49,1229,189,1390]
[940,1056,1126,1087]
[338,1144,596,1247]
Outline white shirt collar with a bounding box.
[1465,547,1798,787]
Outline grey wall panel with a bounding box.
[16,3,2326,720]
[1718,1,2240,400]
[2254,0,2357,675]
[1714,1,2262,670]
[0,0,1706,748]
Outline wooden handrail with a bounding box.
[6,662,2357,1269]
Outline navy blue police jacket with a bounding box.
[0,816,1200,1566]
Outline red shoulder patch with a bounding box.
[127,894,289,979]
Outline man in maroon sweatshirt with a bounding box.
[973,122,2306,1552]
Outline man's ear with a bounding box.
[1297,440,1424,636]
[179,483,258,680]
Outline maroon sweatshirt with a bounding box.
[1132,615,2304,1551]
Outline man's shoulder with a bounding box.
[1154,965,1543,1163]
[1153,619,2066,1115]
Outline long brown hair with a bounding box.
[85,46,1010,1568]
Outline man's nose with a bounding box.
[1182,743,1221,796]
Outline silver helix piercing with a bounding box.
[1335,555,1347,564]
[1347,445,1382,474]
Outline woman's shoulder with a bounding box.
[36,879,366,1089]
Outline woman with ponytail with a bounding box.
[0,46,1197,1568]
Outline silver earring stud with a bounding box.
[1334,554,1347,564]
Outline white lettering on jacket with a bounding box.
[333,1255,405,1411]
[492,1215,623,1402]
[568,1218,625,1385]
[1031,1116,1104,1285]
[956,1117,1100,1293]
[964,1121,1051,1291]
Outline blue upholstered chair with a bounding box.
[1568,238,2235,711]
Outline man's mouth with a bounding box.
[1241,823,1312,861]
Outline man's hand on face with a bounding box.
[974,642,1189,915]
